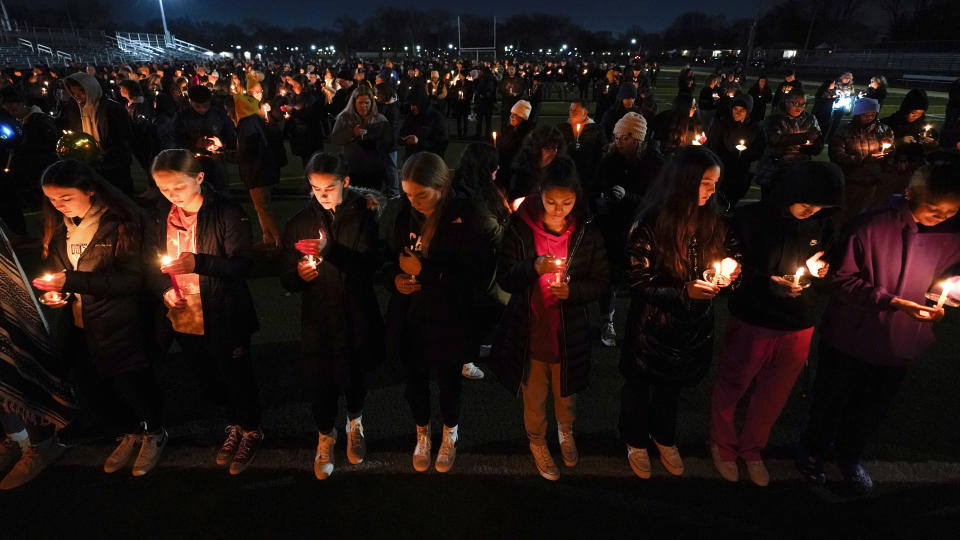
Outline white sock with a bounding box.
[443,424,458,443]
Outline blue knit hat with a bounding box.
[616,82,637,100]
[852,97,880,116]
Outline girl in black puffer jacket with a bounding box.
[281,153,384,480]
[491,158,609,481]
[619,146,741,480]
[147,149,263,476]
[35,160,166,477]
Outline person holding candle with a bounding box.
[329,86,396,193]
[32,159,166,478]
[490,157,609,480]
[600,83,643,139]
[560,101,607,198]
[280,153,384,480]
[707,93,764,208]
[747,76,773,123]
[709,161,844,486]
[828,97,897,227]
[381,152,497,473]
[883,89,940,194]
[619,146,741,479]
[798,152,960,495]
[148,149,264,476]
[754,88,823,199]
[649,94,704,157]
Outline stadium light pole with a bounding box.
[158,0,172,47]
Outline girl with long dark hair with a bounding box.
[619,146,741,480]
[382,152,497,473]
[491,157,609,480]
[148,149,263,476]
[451,143,511,380]
[32,160,166,478]
[281,152,384,480]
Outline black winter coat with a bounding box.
[146,191,259,349]
[755,111,822,187]
[399,106,449,159]
[596,149,665,267]
[728,170,842,331]
[48,211,149,376]
[560,121,607,195]
[280,191,384,386]
[828,119,896,186]
[227,115,279,189]
[380,196,497,368]
[490,206,609,397]
[620,210,741,385]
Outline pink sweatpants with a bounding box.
[710,317,814,461]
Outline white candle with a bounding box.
[491,131,497,145]
[42,274,61,303]
[712,262,721,285]
[794,267,805,287]
[554,258,564,285]
[736,139,747,153]
[937,282,952,309]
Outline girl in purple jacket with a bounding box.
[797,152,960,495]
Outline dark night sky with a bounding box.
[115,0,759,34]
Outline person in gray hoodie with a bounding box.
[61,73,134,196]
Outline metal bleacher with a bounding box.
[0,21,215,68]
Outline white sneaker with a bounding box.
[558,427,579,467]
[314,428,337,480]
[346,416,366,465]
[104,432,141,474]
[132,428,168,477]
[435,425,458,473]
[412,425,431,472]
[530,442,559,481]
[462,362,485,380]
[626,444,651,479]
[655,440,684,476]
[600,321,617,347]
[746,459,770,487]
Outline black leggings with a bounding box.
[618,376,683,448]
[404,360,463,428]
[175,333,261,430]
[312,370,367,434]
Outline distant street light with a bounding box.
[630,38,637,45]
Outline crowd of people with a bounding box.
[0,54,959,497]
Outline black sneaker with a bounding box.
[795,443,826,484]
[229,429,263,475]
[842,462,874,496]
[216,425,242,466]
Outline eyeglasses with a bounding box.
[787,100,806,107]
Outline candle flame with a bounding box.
[43,274,53,281]
[797,267,805,277]
[161,256,172,266]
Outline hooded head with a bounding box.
[65,73,102,108]
[732,93,753,114]
[898,88,929,122]
[616,82,637,102]
[768,161,845,215]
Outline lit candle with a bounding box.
[42,274,61,303]
[575,123,582,138]
[794,267,805,288]
[161,256,183,300]
[712,262,721,285]
[553,257,565,286]
[736,139,747,155]
[491,131,497,145]
[881,141,892,155]
[937,281,952,310]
